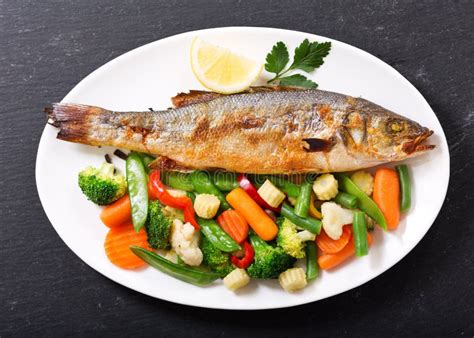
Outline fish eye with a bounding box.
[387,120,404,133]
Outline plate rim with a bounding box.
[35,26,450,310]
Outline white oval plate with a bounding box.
[36,27,449,310]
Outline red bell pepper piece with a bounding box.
[149,171,200,230]
[237,174,281,212]
[231,241,255,269]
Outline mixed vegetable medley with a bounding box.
[79,151,411,293]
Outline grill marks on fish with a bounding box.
[46,88,434,174]
[190,113,266,143]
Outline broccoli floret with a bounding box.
[78,162,127,205]
[212,263,235,278]
[200,236,234,277]
[247,234,296,279]
[277,216,315,259]
[145,200,173,249]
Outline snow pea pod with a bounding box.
[198,218,241,252]
[133,152,155,173]
[336,173,387,231]
[162,172,194,191]
[211,172,239,191]
[191,171,230,210]
[126,153,148,231]
[130,246,220,286]
[396,165,411,212]
[281,203,322,234]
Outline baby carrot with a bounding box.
[373,168,400,230]
[104,222,150,269]
[316,225,352,254]
[318,233,373,270]
[217,209,249,244]
[226,188,278,241]
[100,195,131,228]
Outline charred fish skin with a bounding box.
[45,88,434,174]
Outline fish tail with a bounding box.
[45,103,111,145]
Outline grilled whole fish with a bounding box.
[46,87,434,174]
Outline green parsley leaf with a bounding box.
[279,74,317,88]
[290,40,332,73]
[291,39,311,68]
[265,39,331,88]
[265,41,289,75]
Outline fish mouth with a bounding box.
[402,129,435,154]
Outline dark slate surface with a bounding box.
[1,0,473,336]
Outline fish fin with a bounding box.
[171,90,222,108]
[149,155,194,172]
[302,138,336,152]
[45,103,106,144]
[171,86,309,108]
[246,86,309,93]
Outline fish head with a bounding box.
[339,99,435,162]
[364,110,435,160]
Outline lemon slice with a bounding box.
[190,37,263,94]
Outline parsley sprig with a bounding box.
[265,39,331,88]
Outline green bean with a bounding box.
[162,172,194,191]
[190,171,230,210]
[336,173,387,230]
[396,165,411,212]
[305,242,319,280]
[333,192,358,209]
[281,203,322,234]
[198,218,241,252]
[294,181,312,218]
[211,172,238,191]
[353,211,369,257]
[126,153,149,231]
[130,246,220,286]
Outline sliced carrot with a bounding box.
[100,195,131,228]
[226,187,278,241]
[316,225,352,254]
[217,209,249,244]
[373,168,400,230]
[318,233,373,270]
[104,222,150,269]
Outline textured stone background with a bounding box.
[1,0,473,336]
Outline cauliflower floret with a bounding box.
[170,219,203,266]
[296,230,316,242]
[321,202,354,240]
